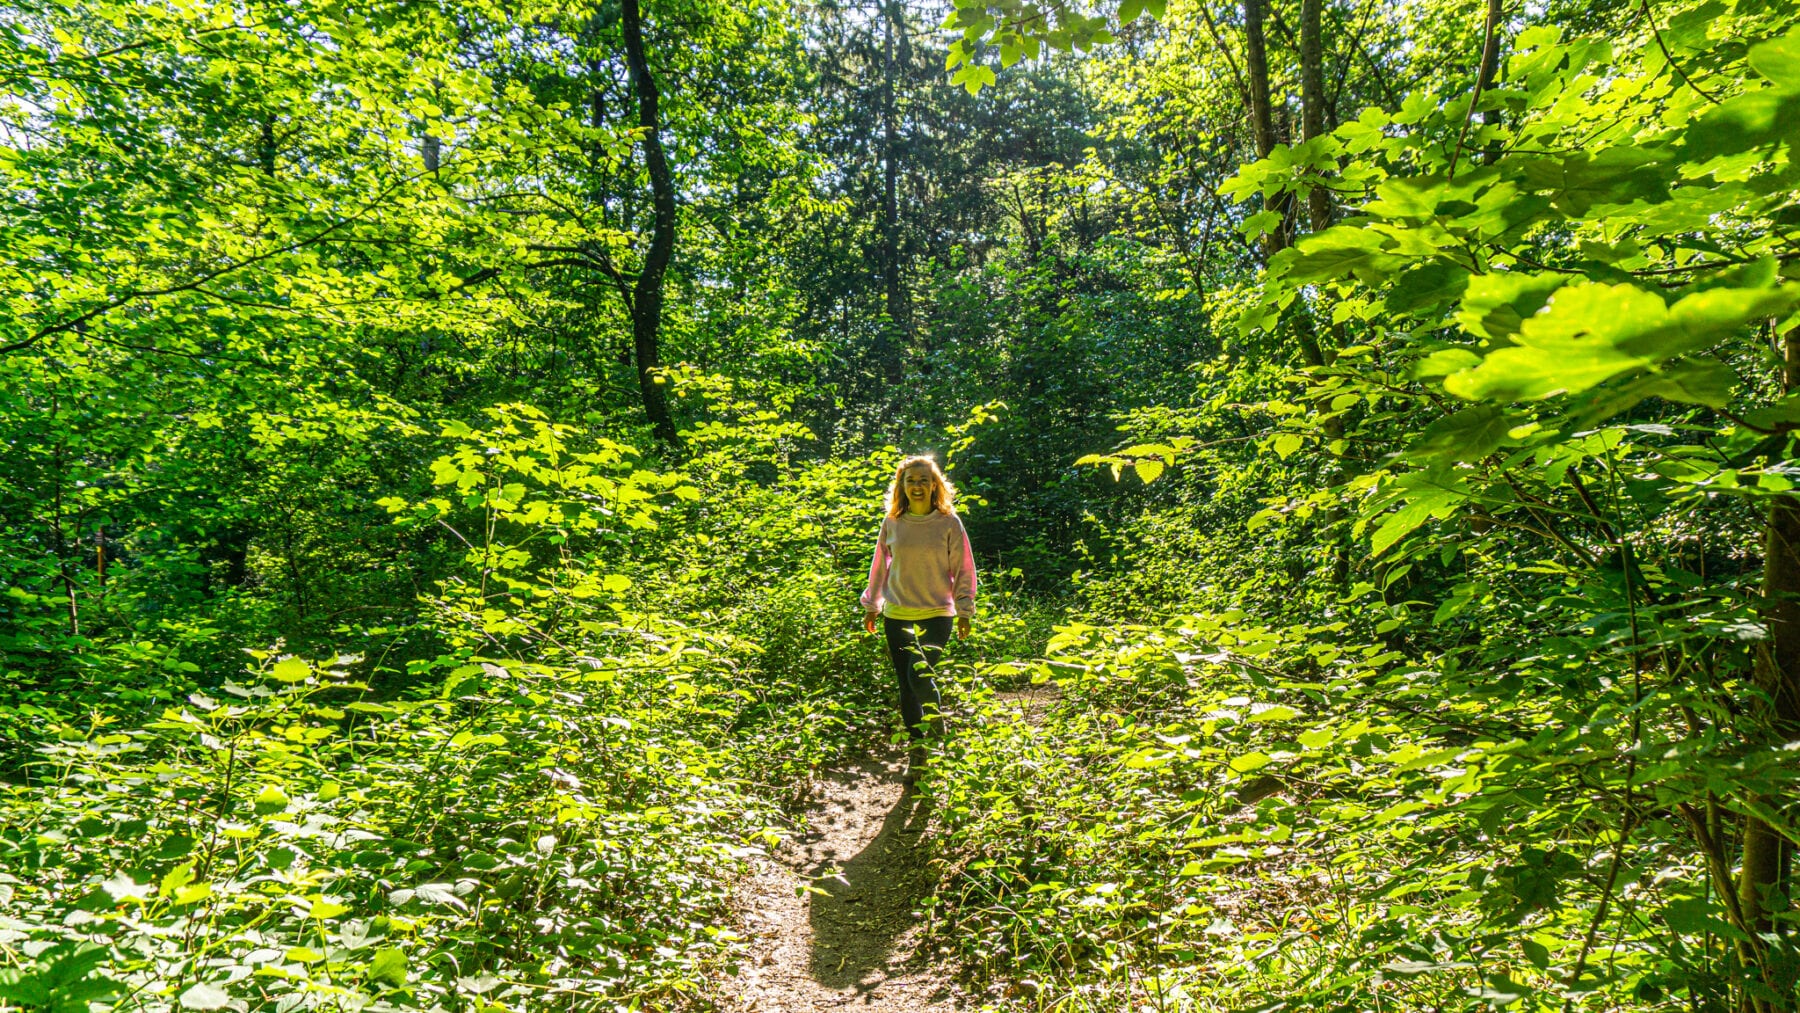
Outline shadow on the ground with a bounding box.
[806,762,937,992]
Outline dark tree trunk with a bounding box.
[1243,0,1279,166]
[1244,0,1323,369]
[621,0,680,447]
[1299,0,1331,233]
[259,115,276,175]
[1478,0,1504,163]
[878,0,905,383]
[1242,0,1290,259]
[1296,0,1335,371]
[1739,323,1800,1013]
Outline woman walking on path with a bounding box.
[860,455,977,752]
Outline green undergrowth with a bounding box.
[3,634,776,1013]
[0,402,1049,1013]
[924,600,1798,1013]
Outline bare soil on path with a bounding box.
[724,750,964,1013]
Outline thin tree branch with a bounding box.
[1640,0,1721,106]
[2,169,429,356]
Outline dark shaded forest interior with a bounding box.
[4,0,1800,1010]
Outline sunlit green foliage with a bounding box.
[5,0,1800,1011]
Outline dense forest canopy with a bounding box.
[3,0,1799,1011]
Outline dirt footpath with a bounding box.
[724,750,963,1013]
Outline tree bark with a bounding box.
[1244,0,1322,368]
[621,0,680,446]
[1242,0,1292,258]
[878,0,906,383]
[1478,0,1504,163]
[1740,323,1800,1013]
[1243,0,1279,168]
[1299,0,1331,233]
[259,115,276,175]
[50,441,78,638]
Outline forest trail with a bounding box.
[723,687,1055,1012]
[725,750,962,1013]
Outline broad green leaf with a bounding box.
[1687,88,1800,154]
[1238,209,1282,239]
[1580,357,1737,420]
[368,948,408,987]
[1664,897,1745,938]
[254,785,290,814]
[1371,484,1465,557]
[180,983,232,1010]
[1272,227,1404,285]
[1228,752,1270,772]
[1466,976,1532,1008]
[1409,406,1515,463]
[1513,147,1670,216]
[1445,282,1795,402]
[159,862,196,899]
[1749,27,1800,94]
[1386,260,1470,315]
[1364,175,1450,220]
[1414,348,1482,378]
[1297,728,1334,749]
[1372,801,1426,824]
[1455,272,1567,342]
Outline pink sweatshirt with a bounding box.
[860,510,978,620]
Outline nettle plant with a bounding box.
[378,403,701,651]
[0,407,811,1013]
[1,635,769,1012]
[933,599,1786,1011]
[1218,10,1800,1012]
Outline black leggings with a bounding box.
[882,616,952,740]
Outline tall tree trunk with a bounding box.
[1297,0,1337,370]
[1293,0,1352,588]
[1477,0,1504,163]
[50,440,78,638]
[1245,0,1322,368]
[620,0,680,446]
[1739,323,1800,1013]
[259,115,276,175]
[1299,0,1331,233]
[878,0,905,383]
[1243,0,1279,169]
[1243,0,1286,259]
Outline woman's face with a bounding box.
[903,466,934,510]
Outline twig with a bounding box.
[1640,0,1721,106]
[2,169,429,355]
[1447,2,1501,180]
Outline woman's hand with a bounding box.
[957,616,972,640]
[864,610,880,634]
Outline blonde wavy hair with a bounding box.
[884,454,957,519]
